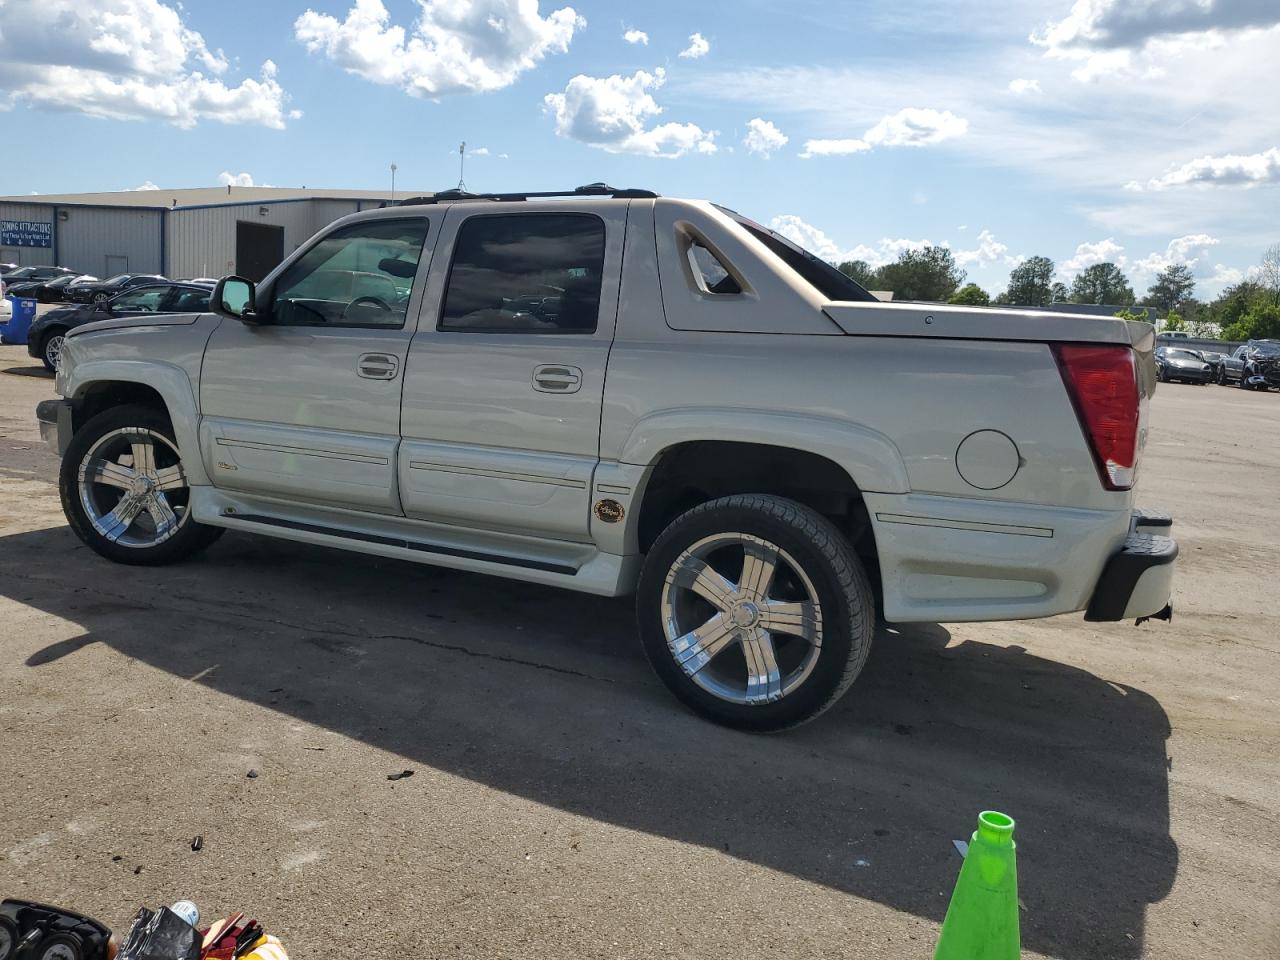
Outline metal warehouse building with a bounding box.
[0,186,423,282]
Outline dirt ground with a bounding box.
[0,341,1276,960]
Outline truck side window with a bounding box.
[688,241,742,294]
[440,213,605,334]
[270,219,428,328]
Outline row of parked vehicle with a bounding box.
[1155,341,1280,391]
[1,263,215,370]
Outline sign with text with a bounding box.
[0,220,53,248]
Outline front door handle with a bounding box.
[533,364,583,394]
[357,352,399,380]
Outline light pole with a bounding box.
[458,141,467,191]
[390,162,398,205]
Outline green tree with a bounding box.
[1070,262,1134,305]
[1208,280,1266,330]
[1222,304,1280,342]
[1146,264,1196,313]
[836,259,877,287]
[1162,311,1185,332]
[1260,243,1280,307]
[876,245,965,301]
[1050,281,1069,304]
[999,255,1056,306]
[947,283,991,305]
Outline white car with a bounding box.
[36,187,1176,729]
[0,278,11,324]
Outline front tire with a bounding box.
[92,292,109,303]
[59,404,223,565]
[38,329,66,372]
[637,494,875,731]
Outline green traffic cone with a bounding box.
[933,810,1020,960]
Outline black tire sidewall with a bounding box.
[637,498,868,731]
[40,329,64,372]
[59,404,221,566]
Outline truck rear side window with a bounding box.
[440,213,605,334]
[688,241,742,295]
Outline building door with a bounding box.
[235,221,285,282]
[104,255,128,276]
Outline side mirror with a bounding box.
[211,276,261,324]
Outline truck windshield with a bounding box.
[1251,341,1280,357]
[716,206,878,303]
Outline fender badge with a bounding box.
[594,499,625,523]
[216,461,238,471]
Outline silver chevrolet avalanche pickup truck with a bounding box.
[37,185,1176,730]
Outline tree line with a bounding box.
[836,243,1280,340]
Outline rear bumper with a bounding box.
[1084,510,1176,621]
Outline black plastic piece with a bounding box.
[1084,534,1178,622]
[115,907,199,960]
[398,184,657,206]
[0,900,112,960]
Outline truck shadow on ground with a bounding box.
[5,525,1176,960]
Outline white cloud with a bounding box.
[1062,237,1126,275]
[743,117,788,157]
[768,215,933,268]
[218,171,256,187]
[469,146,490,156]
[1031,0,1280,81]
[294,0,584,98]
[954,229,1009,267]
[623,29,648,46]
[679,33,710,59]
[0,1,293,128]
[543,67,717,158]
[1129,147,1280,191]
[801,107,967,157]
[1133,234,1220,276]
[132,181,160,191]
[1007,77,1041,95]
[799,138,872,158]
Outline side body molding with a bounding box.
[617,407,911,495]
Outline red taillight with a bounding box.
[1054,344,1141,490]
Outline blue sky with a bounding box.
[1,0,1277,298]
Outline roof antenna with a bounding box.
[457,141,467,192]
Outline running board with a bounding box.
[231,512,577,575]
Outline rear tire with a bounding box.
[59,404,223,566]
[637,494,875,731]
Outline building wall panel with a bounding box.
[168,201,328,279]
[56,207,162,277]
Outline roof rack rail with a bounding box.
[397,183,658,206]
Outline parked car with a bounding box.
[0,262,17,274]
[1201,351,1228,381]
[35,187,1176,729]
[0,278,10,324]
[1155,346,1213,384]
[5,273,98,303]
[1,264,76,284]
[27,282,211,371]
[1234,339,1280,391]
[64,273,167,304]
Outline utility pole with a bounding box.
[390,162,397,205]
[458,141,467,191]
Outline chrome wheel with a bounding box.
[43,333,65,369]
[77,427,190,548]
[660,532,822,706]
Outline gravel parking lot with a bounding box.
[0,343,1276,960]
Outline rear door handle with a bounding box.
[533,364,582,394]
[357,352,399,380]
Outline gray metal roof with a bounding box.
[0,186,430,210]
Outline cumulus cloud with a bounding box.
[679,33,710,59]
[1008,78,1041,95]
[800,107,967,157]
[1062,237,1126,275]
[623,28,648,45]
[469,146,490,156]
[954,229,1009,267]
[1128,147,1280,190]
[543,67,717,157]
[218,171,256,187]
[0,0,294,127]
[1133,234,1220,275]
[1031,0,1280,80]
[295,0,584,98]
[769,215,934,268]
[133,181,160,191]
[743,117,787,157]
